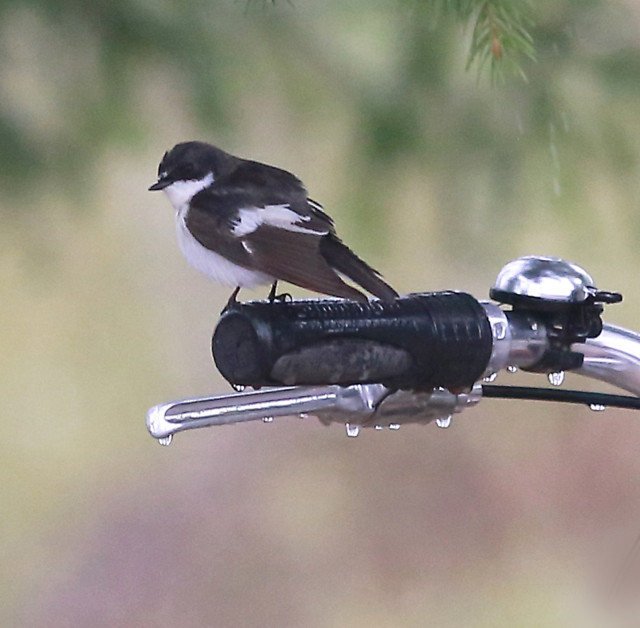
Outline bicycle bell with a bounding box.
[490,256,600,306]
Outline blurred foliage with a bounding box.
[1,0,640,207]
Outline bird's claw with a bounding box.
[269,292,292,303]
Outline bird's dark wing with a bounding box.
[307,198,335,225]
[243,225,367,301]
[186,188,366,301]
[215,161,336,234]
[186,190,255,267]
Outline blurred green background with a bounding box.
[4,1,640,626]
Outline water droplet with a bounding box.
[507,365,518,373]
[158,435,173,446]
[262,416,274,423]
[589,404,606,412]
[483,372,498,383]
[548,371,565,386]
[436,416,452,429]
[232,384,246,392]
[374,425,383,431]
[389,424,401,430]
[492,321,507,340]
[345,423,360,438]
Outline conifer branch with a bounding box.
[410,0,536,81]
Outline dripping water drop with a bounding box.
[345,423,360,438]
[548,371,565,386]
[436,416,452,429]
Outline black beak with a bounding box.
[148,177,172,191]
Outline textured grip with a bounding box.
[212,292,493,391]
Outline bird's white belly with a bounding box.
[175,213,272,288]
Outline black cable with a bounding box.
[482,385,640,410]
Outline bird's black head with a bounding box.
[148,141,234,191]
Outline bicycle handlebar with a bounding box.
[146,255,637,443]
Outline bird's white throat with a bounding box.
[163,172,214,211]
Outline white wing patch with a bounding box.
[232,204,327,237]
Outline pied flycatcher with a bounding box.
[149,141,398,305]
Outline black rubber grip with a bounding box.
[212,292,493,391]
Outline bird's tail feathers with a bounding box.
[320,236,398,302]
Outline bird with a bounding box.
[149,141,398,307]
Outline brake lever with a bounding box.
[146,382,483,444]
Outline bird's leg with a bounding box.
[223,286,241,312]
[267,281,278,303]
[267,281,292,303]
